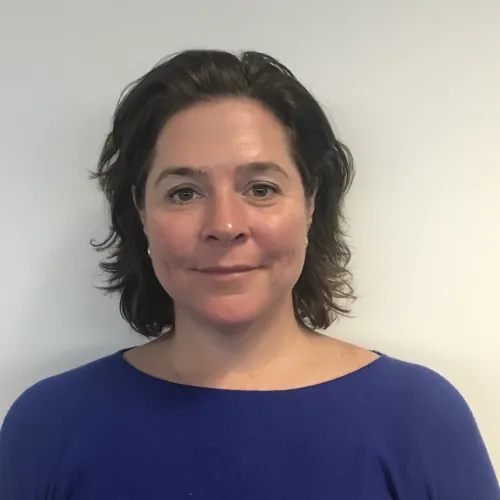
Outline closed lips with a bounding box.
[198,266,257,273]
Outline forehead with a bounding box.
[152,98,295,171]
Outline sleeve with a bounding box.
[423,374,500,499]
[0,383,63,499]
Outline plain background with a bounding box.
[0,0,499,473]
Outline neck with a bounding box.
[157,295,319,388]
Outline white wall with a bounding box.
[1,0,499,471]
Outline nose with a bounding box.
[201,190,249,246]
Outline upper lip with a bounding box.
[198,265,258,274]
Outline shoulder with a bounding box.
[369,353,476,432]
[374,353,466,403]
[364,354,499,497]
[0,350,127,495]
[1,349,124,444]
[6,350,121,412]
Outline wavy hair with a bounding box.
[92,49,355,338]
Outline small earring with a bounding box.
[147,248,151,257]
[305,236,309,247]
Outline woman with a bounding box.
[0,49,498,499]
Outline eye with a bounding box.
[247,183,280,198]
[168,187,201,204]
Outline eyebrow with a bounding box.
[154,166,208,187]
[153,162,290,188]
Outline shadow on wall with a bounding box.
[1,208,140,417]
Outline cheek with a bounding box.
[146,213,196,265]
[256,211,307,263]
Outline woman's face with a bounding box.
[141,98,314,328]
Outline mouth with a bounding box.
[197,265,259,274]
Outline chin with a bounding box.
[195,295,267,328]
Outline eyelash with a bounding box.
[167,187,202,204]
[166,182,281,205]
[248,183,280,198]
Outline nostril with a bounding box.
[206,232,247,246]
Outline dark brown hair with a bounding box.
[92,49,355,338]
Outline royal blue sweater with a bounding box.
[0,348,498,499]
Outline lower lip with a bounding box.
[198,269,258,281]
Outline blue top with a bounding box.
[0,348,498,499]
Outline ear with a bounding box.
[132,186,147,232]
[306,187,317,230]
